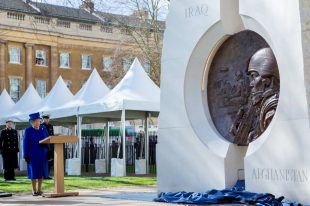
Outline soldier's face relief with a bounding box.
[249,71,268,95]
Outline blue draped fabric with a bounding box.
[154,181,302,206]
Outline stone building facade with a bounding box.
[0,0,158,102]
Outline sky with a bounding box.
[36,0,169,20]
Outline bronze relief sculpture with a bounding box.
[229,48,279,145]
[207,31,280,146]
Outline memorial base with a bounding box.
[42,191,79,198]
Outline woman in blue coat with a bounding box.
[23,112,49,196]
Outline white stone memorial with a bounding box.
[158,0,310,203]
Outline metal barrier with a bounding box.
[55,129,158,175]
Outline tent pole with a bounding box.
[77,115,83,175]
[106,120,110,174]
[121,109,126,176]
[145,112,150,174]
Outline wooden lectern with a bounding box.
[40,135,79,198]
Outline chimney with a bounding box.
[80,0,94,13]
[132,9,149,20]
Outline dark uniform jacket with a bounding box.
[41,123,54,136]
[41,122,54,160]
[0,128,19,169]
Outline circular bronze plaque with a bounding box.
[207,30,280,145]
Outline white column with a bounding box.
[121,109,126,176]
[77,115,83,175]
[25,43,33,87]
[105,121,110,173]
[77,116,83,158]
[145,112,150,174]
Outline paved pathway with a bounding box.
[0,186,173,206]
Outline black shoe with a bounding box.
[4,177,16,181]
[32,191,38,196]
[44,177,52,180]
[37,191,43,196]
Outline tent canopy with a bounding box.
[2,84,42,123]
[0,89,15,122]
[78,58,160,119]
[0,59,160,125]
[50,69,110,121]
[12,77,74,123]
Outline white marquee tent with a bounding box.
[0,89,15,123]
[1,84,42,123]
[77,58,160,176]
[49,68,110,122]
[78,58,160,119]
[12,76,74,123]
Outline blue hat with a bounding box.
[29,112,41,121]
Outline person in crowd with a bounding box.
[23,112,49,196]
[41,114,54,180]
[111,140,118,158]
[89,137,97,164]
[0,119,19,181]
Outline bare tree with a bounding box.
[102,46,139,88]
[96,0,168,86]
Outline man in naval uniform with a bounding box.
[0,119,19,181]
[41,114,54,180]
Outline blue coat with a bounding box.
[23,125,49,179]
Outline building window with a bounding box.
[121,27,131,35]
[82,54,91,70]
[103,56,112,71]
[7,12,25,21]
[34,16,50,25]
[101,26,113,33]
[60,52,70,68]
[122,58,132,71]
[9,47,21,64]
[35,50,46,66]
[79,24,92,31]
[144,60,151,74]
[56,20,70,28]
[9,78,21,102]
[36,80,46,98]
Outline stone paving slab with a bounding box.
[0,186,172,206]
[0,185,244,206]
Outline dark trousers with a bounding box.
[48,160,53,174]
[3,168,15,180]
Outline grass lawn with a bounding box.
[0,176,157,193]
